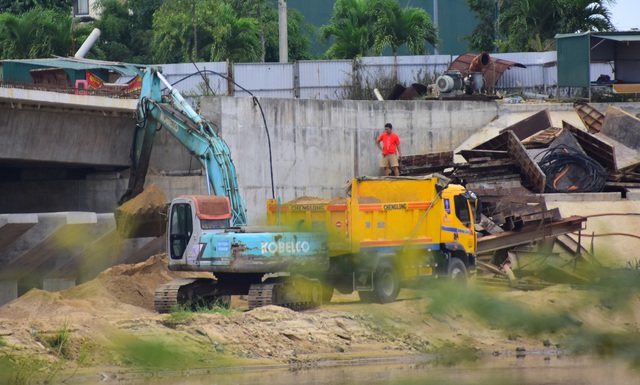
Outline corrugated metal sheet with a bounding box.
[359,55,451,86]
[160,62,229,96]
[298,60,351,99]
[233,62,295,98]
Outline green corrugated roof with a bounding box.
[1,57,144,76]
[556,31,640,42]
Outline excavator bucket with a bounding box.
[115,183,169,238]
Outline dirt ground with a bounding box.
[1,253,639,382]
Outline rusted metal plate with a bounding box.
[448,53,526,88]
[563,121,616,170]
[507,131,546,193]
[600,105,640,150]
[499,109,553,141]
[458,149,510,161]
[573,101,604,133]
[477,215,587,254]
[399,151,454,175]
[473,131,510,151]
[522,127,562,148]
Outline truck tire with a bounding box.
[448,257,467,281]
[372,261,400,303]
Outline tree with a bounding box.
[90,0,163,63]
[561,0,615,33]
[151,0,262,64]
[320,0,374,59]
[0,7,90,59]
[369,0,438,57]
[464,0,498,53]
[0,0,72,14]
[467,0,616,53]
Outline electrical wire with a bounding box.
[162,64,276,199]
[535,144,607,193]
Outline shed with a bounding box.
[1,57,143,88]
[556,31,640,93]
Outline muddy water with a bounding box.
[94,355,637,385]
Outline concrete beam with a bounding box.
[0,212,97,280]
[0,214,38,249]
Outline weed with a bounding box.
[38,320,72,359]
[163,299,237,328]
[0,336,6,347]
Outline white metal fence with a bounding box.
[158,52,611,100]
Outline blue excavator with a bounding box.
[116,67,328,312]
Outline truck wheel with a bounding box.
[373,261,400,303]
[448,257,467,281]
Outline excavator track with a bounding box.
[154,277,222,313]
[247,276,322,311]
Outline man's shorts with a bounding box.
[380,153,399,168]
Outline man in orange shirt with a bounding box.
[376,122,402,176]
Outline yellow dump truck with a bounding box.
[267,175,480,304]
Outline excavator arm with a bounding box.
[118,67,247,234]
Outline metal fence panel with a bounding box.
[298,60,352,99]
[233,62,295,98]
[160,62,229,96]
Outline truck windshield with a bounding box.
[454,192,480,227]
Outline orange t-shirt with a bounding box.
[377,132,400,155]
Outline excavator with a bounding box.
[116,67,328,312]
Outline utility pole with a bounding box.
[278,0,288,63]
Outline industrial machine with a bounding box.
[117,67,329,312]
[267,175,480,303]
[435,51,489,97]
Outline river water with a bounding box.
[87,355,637,385]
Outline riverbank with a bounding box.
[0,254,639,383]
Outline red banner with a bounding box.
[86,70,104,89]
[127,75,142,92]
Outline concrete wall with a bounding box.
[201,97,498,223]
[0,97,498,220]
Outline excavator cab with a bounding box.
[168,195,232,260]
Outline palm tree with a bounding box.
[561,0,615,33]
[369,0,438,79]
[319,0,374,59]
[370,0,438,56]
[199,3,261,63]
[0,7,84,59]
[496,0,615,52]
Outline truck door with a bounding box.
[169,202,193,260]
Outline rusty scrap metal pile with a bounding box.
[399,103,640,289]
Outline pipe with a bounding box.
[75,28,101,58]
[469,51,490,72]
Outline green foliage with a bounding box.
[163,300,236,328]
[90,0,162,63]
[320,0,437,61]
[0,0,72,14]
[39,320,72,359]
[464,0,497,53]
[320,0,375,59]
[0,336,6,347]
[466,0,616,53]
[369,0,438,56]
[0,7,86,59]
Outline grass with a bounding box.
[162,300,239,328]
